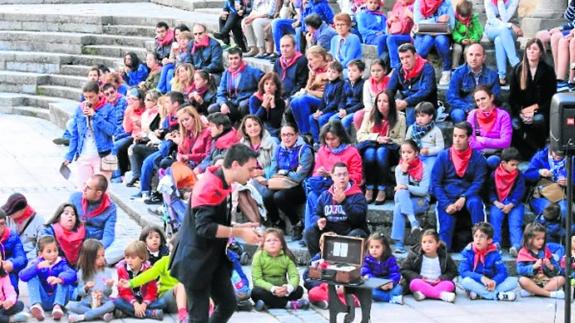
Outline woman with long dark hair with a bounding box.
[123,52,149,87]
[249,72,286,136]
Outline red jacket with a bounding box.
[177,127,212,166]
[313,144,363,185]
[116,260,157,305]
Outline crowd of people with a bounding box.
[13,0,573,321]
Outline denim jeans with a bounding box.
[460,276,517,300]
[414,34,451,71]
[372,284,402,302]
[405,106,416,127]
[530,197,567,217]
[362,145,398,190]
[113,298,164,318]
[0,300,24,322]
[272,18,296,53]
[364,34,388,58]
[386,34,412,69]
[309,111,336,142]
[450,108,467,124]
[156,63,175,94]
[27,276,71,310]
[485,25,520,79]
[156,289,178,313]
[140,150,163,193]
[66,300,115,321]
[290,94,322,134]
[329,113,355,134]
[391,190,429,243]
[436,195,485,251]
[489,203,524,249]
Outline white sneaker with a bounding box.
[413,291,426,301]
[390,295,404,305]
[550,290,565,299]
[509,247,518,258]
[467,291,478,300]
[440,292,456,303]
[497,291,516,301]
[439,71,451,86]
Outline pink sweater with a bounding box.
[0,275,16,304]
[467,107,512,151]
[313,145,363,185]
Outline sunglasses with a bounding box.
[103,91,116,96]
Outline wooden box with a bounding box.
[308,235,365,284]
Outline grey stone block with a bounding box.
[12,106,50,120]
[47,74,87,88]
[37,85,82,101]
[103,25,156,38]
[82,45,147,60]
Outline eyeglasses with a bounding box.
[103,91,115,96]
[280,133,296,137]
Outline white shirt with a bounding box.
[420,255,441,281]
[81,127,99,158]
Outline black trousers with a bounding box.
[186,265,237,323]
[304,226,368,256]
[207,100,249,124]
[0,300,24,323]
[262,185,306,225]
[116,137,134,176]
[251,286,304,308]
[130,143,158,179]
[219,13,246,51]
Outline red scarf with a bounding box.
[472,243,498,271]
[313,65,328,74]
[228,61,247,78]
[404,157,424,182]
[455,13,471,26]
[193,85,209,97]
[15,206,35,227]
[450,146,472,178]
[372,120,389,137]
[156,28,175,47]
[84,96,107,111]
[0,228,10,245]
[279,52,303,80]
[476,108,497,134]
[494,164,518,202]
[192,36,210,54]
[517,247,553,263]
[52,223,86,265]
[254,91,265,101]
[369,76,389,95]
[80,193,111,219]
[403,55,427,82]
[227,62,247,97]
[420,0,442,18]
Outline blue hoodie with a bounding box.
[313,182,368,234]
[319,78,345,113]
[270,137,314,184]
[387,61,437,108]
[301,0,334,33]
[338,78,365,114]
[19,257,77,294]
[459,243,508,285]
[124,64,149,87]
[525,147,575,183]
[69,192,117,249]
[357,9,387,43]
[191,38,224,75]
[430,148,487,210]
[273,55,309,98]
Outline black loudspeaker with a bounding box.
[550,93,575,152]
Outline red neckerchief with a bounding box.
[404,157,424,182]
[456,12,471,26]
[313,65,328,74]
[476,107,498,134]
[227,62,247,97]
[15,205,35,227]
[517,247,552,262]
[372,120,389,138]
[420,0,442,18]
[494,163,518,202]
[254,91,265,101]
[228,61,247,78]
[472,243,498,271]
[110,93,122,105]
[84,96,107,111]
[156,28,175,47]
[191,166,232,207]
[450,146,472,178]
[369,76,389,95]
[52,223,86,266]
[279,52,303,80]
[403,55,427,82]
[491,0,508,5]
[193,85,209,97]
[192,35,210,54]
[81,193,111,219]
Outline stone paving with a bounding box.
[2,114,575,323]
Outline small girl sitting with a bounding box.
[139,226,169,266]
[361,233,403,304]
[400,229,458,302]
[41,203,86,267]
[517,223,566,299]
[0,250,29,322]
[66,239,115,323]
[20,236,77,321]
[251,228,309,311]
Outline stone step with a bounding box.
[9,106,50,121]
[0,91,77,110]
[60,64,94,77]
[0,0,144,3]
[0,12,104,33]
[0,31,89,54]
[109,14,219,33]
[0,70,48,94]
[47,74,88,89]
[69,55,121,70]
[91,33,151,48]
[152,0,225,11]
[0,50,73,74]
[37,85,82,101]
[82,44,147,60]
[103,24,156,38]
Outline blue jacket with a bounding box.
[0,230,27,293]
[319,78,345,113]
[430,148,487,210]
[111,96,129,138]
[330,34,362,69]
[19,257,77,294]
[487,169,526,205]
[338,78,364,114]
[270,137,314,184]
[413,0,455,29]
[388,62,437,108]
[69,192,117,249]
[525,147,575,183]
[273,55,309,98]
[516,248,562,277]
[191,38,224,75]
[124,64,149,87]
[65,102,117,162]
[459,243,508,284]
[216,65,264,106]
[301,0,334,33]
[224,0,252,15]
[313,183,368,234]
[447,64,500,113]
[357,9,387,43]
[535,214,563,243]
[314,22,337,50]
[361,255,401,285]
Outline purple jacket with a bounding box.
[360,255,401,285]
[19,256,77,294]
[467,107,511,151]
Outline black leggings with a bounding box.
[262,185,306,225]
[0,300,24,323]
[251,286,304,308]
